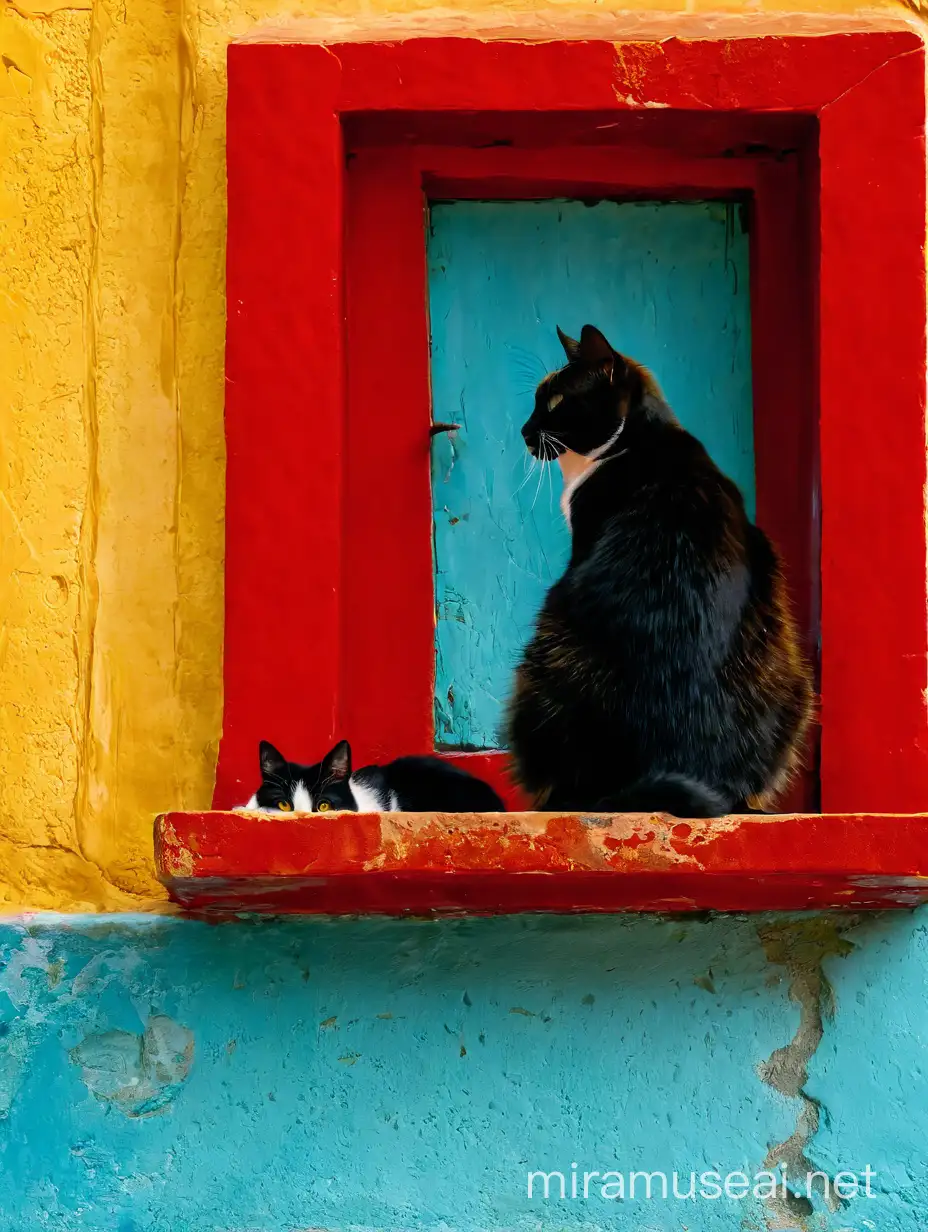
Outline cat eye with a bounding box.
[317,801,331,812]
[548,394,563,411]
[277,800,292,811]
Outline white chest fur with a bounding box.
[558,426,627,528]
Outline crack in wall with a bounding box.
[73,0,105,875]
[756,917,859,1230]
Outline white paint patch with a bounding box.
[292,782,312,812]
[350,777,387,813]
[620,93,671,109]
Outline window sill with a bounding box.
[154,811,928,915]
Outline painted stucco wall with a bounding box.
[3,910,927,1232]
[0,0,924,909]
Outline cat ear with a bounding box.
[556,326,581,362]
[578,324,616,365]
[259,740,287,780]
[321,739,351,782]
[579,324,627,384]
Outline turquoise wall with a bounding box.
[428,200,754,751]
[2,912,925,1230]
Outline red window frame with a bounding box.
[214,34,927,815]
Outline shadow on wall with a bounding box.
[0,911,923,1230]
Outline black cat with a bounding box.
[506,323,813,817]
[240,740,505,813]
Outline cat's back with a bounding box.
[381,756,505,812]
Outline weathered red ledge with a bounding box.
[154,811,928,914]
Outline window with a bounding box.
[214,34,927,815]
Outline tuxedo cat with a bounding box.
[506,323,813,817]
[241,739,505,813]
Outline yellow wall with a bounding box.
[0,0,921,911]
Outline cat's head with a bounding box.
[521,324,652,460]
[243,739,356,813]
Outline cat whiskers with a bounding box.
[518,431,564,511]
[530,433,557,512]
[505,345,548,393]
[535,432,568,513]
[514,447,542,498]
[514,461,539,498]
[530,462,547,513]
[538,431,566,462]
[513,440,533,482]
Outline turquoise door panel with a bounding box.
[429,199,753,751]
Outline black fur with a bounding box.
[248,740,505,813]
[507,324,813,817]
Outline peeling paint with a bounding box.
[69,1014,194,1116]
[156,809,928,913]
